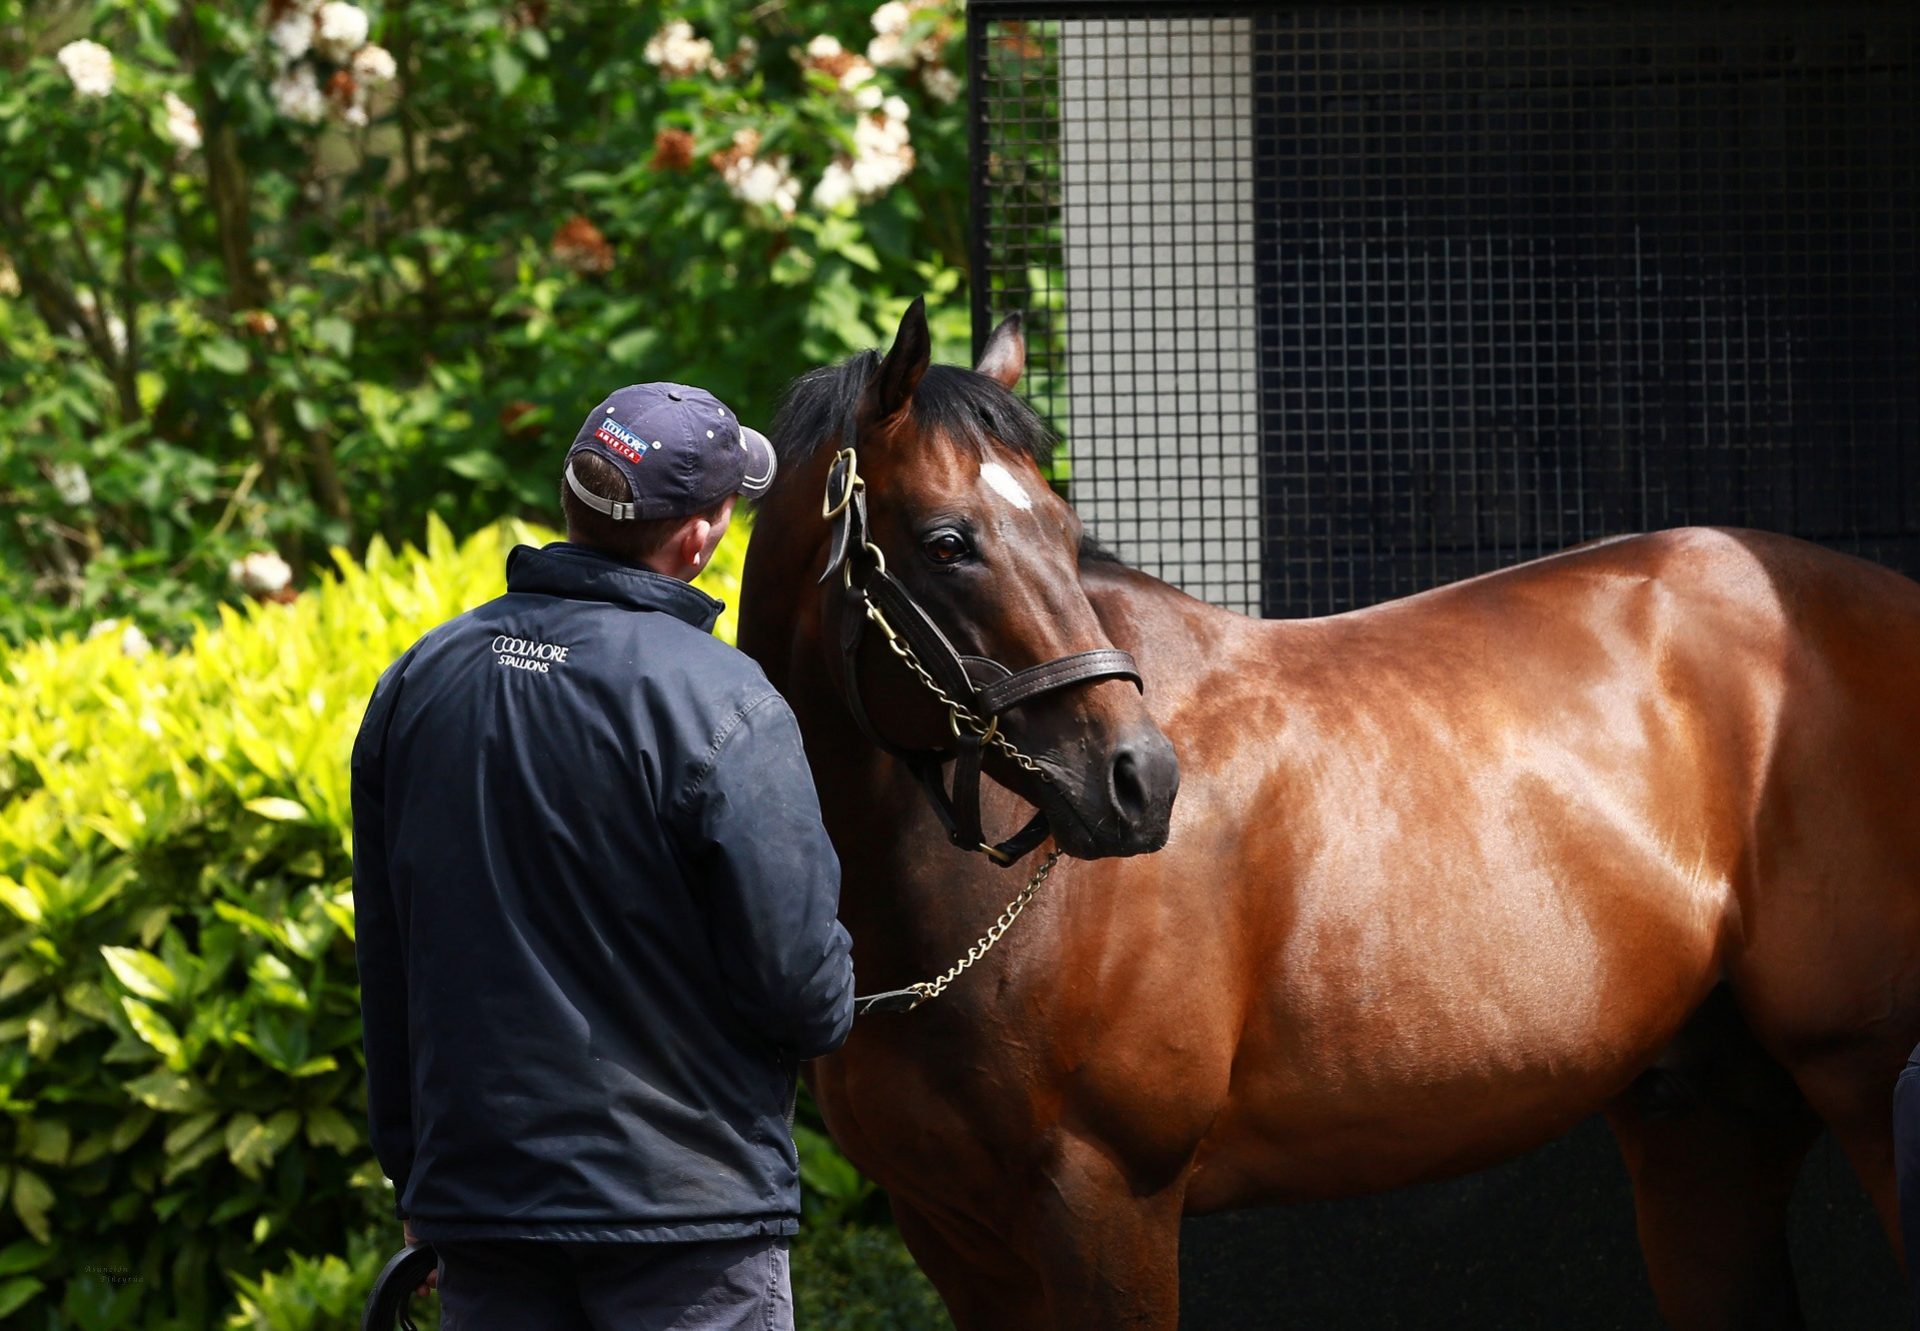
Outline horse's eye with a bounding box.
[922,530,970,565]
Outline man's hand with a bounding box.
[401,1218,438,1297]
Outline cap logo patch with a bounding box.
[593,415,648,464]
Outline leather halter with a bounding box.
[819,442,1144,866]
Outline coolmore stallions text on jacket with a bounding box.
[350,540,854,1243]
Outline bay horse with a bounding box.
[737,298,1920,1329]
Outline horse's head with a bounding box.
[741,299,1178,861]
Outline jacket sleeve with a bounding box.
[349,654,418,1221]
[677,692,855,1059]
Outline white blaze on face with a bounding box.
[979,460,1036,511]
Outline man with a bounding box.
[1898,1043,1920,1328]
[350,382,854,1330]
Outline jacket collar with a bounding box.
[505,541,724,633]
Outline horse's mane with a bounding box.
[768,349,1058,477]
[769,348,1126,569]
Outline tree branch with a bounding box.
[116,166,147,423]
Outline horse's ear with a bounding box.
[869,296,931,421]
[975,313,1025,389]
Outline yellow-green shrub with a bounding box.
[0,516,748,1327]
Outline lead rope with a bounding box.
[851,849,1064,1016]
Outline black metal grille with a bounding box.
[971,3,1920,619]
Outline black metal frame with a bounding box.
[970,1,1920,619]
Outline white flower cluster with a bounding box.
[644,19,714,79]
[229,550,294,596]
[87,618,152,659]
[315,0,370,62]
[799,34,884,111]
[162,91,202,152]
[271,62,327,124]
[868,0,957,103]
[813,96,915,210]
[0,255,19,299]
[57,39,115,98]
[353,44,397,85]
[717,131,801,218]
[50,462,92,506]
[265,0,394,128]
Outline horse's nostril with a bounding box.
[1110,748,1150,823]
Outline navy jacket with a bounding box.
[350,540,854,1243]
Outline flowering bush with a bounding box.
[0,0,972,648]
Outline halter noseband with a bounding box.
[818,441,1143,867]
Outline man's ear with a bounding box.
[975,313,1025,389]
[679,515,712,570]
[867,296,931,422]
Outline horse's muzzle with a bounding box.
[1046,728,1180,858]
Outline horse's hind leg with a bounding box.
[1605,987,1822,1331]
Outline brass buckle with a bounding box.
[843,538,887,591]
[822,448,863,519]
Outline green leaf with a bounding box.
[445,451,507,482]
[0,960,37,1003]
[227,1108,300,1181]
[606,327,658,365]
[792,1124,867,1203]
[108,1108,154,1152]
[62,981,115,1022]
[313,316,354,359]
[161,1129,223,1184]
[303,1105,360,1152]
[120,997,183,1061]
[100,945,175,1002]
[20,1120,69,1166]
[837,239,883,273]
[200,338,249,374]
[0,1277,44,1320]
[0,1236,53,1275]
[123,1070,211,1113]
[163,1110,219,1156]
[0,879,42,926]
[225,1111,267,1178]
[0,1241,54,1277]
[490,46,525,95]
[244,797,309,822]
[10,1169,52,1244]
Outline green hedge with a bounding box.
[0,517,939,1328]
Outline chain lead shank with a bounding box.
[852,850,1063,1016]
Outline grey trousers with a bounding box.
[434,1237,793,1331]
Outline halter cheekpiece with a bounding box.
[819,437,1143,869]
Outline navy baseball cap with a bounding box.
[563,382,776,521]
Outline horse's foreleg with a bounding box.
[1784,1041,1906,1258]
[1023,1132,1185,1330]
[1604,993,1822,1330]
[891,1196,1050,1331]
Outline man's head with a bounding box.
[560,382,775,581]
